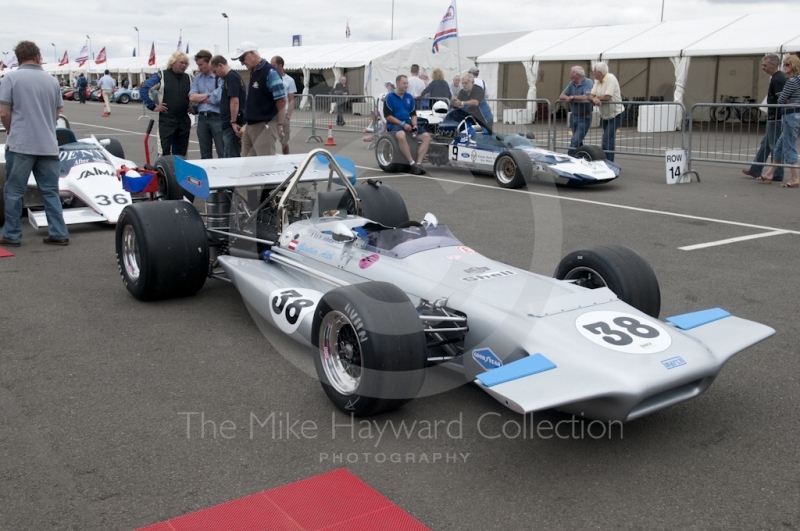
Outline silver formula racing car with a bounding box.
[375,106,619,189]
[114,149,773,421]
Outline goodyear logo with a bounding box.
[472,348,503,370]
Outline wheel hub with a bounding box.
[563,266,607,289]
[121,224,141,281]
[320,311,362,395]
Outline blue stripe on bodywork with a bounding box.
[174,156,210,200]
[666,308,731,330]
[476,353,556,387]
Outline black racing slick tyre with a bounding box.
[555,245,661,318]
[155,155,193,202]
[101,137,125,159]
[573,145,606,162]
[493,152,526,188]
[312,282,427,416]
[116,200,209,301]
[375,134,410,174]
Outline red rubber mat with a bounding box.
[135,468,430,531]
[0,248,14,258]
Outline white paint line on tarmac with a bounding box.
[70,122,199,144]
[678,230,790,251]
[355,164,800,239]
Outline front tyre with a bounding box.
[312,282,427,416]
[493,153,525,188]
[555,245,661,318]
[573,145,606,162]
[115,201,209,301]
[155,155,194,202]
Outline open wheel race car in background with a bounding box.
[0,118,186,229]
[376,105,619,189]
[113,148,773,422]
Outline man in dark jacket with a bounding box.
[743,54,787,181]
[139,51,192,156]
[76,73,88,104]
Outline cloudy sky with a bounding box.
[1,0,794,63]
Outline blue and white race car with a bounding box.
[113,88,140,104]
[375,105,619,188]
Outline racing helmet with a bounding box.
[432,100,449,114]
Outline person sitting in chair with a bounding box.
[383,75,432,175]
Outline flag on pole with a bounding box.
[7,53,18,69]
[95,47,107,64]
[177,31,182,52]
[59,50,69,66]
[148,42,156,66]
[186,43,189,54]
[346,21,351,39]
[432,0,458,53]
[0,62,4,71]
[76,43,89,66]
[132,48,136,57]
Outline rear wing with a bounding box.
[173,152,356,200]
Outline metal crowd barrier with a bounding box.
[313,94,378,136]
[552,100,687,159]
[486,98,552,150]
[687,103,799,174]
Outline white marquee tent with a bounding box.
[476,13,800,120]
[41,37,474,101]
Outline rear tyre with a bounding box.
[155,155,194,202]
[312,282,427,416]
[119,94,130,104]
[115,201,209,301]
[493,153,526,188]
[573,145,606,162]
[100,137,125,159]
[555,245,661,318]
[375,134,410,174]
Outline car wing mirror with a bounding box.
[422,213,438,229]
[331,222,356,243]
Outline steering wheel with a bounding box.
[395,220,427,237]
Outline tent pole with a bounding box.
[454,0,462,76]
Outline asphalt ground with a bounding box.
[1,99,799,530]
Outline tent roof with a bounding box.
[534,22,660,61]
[601,15,744,59]
[477,27,593,63]
[682,13,800,56]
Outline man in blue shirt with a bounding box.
[232,42,286,157]
[559,66,594,156]
[383,75,431,175]
[189,50,224,159]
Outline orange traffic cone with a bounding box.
[324,124,337,147]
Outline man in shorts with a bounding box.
[383,75,431,175]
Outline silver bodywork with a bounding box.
[181,152,773,422]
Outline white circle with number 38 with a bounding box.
[575,311,672,354]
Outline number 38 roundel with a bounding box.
[269,288,323,334]
[575,311,672,354]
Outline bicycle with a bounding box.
[710,95,760,123]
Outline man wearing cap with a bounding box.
[469,66,494,124]
[232,42,286,157]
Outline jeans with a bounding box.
[3,150,69,242]
[222,127,241,158]
[749,120,784,179]
[479,99,494,123]
[568,113,592,155]
[601,113,623,162]
[774,113,800,165]
[196,113,225,159]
